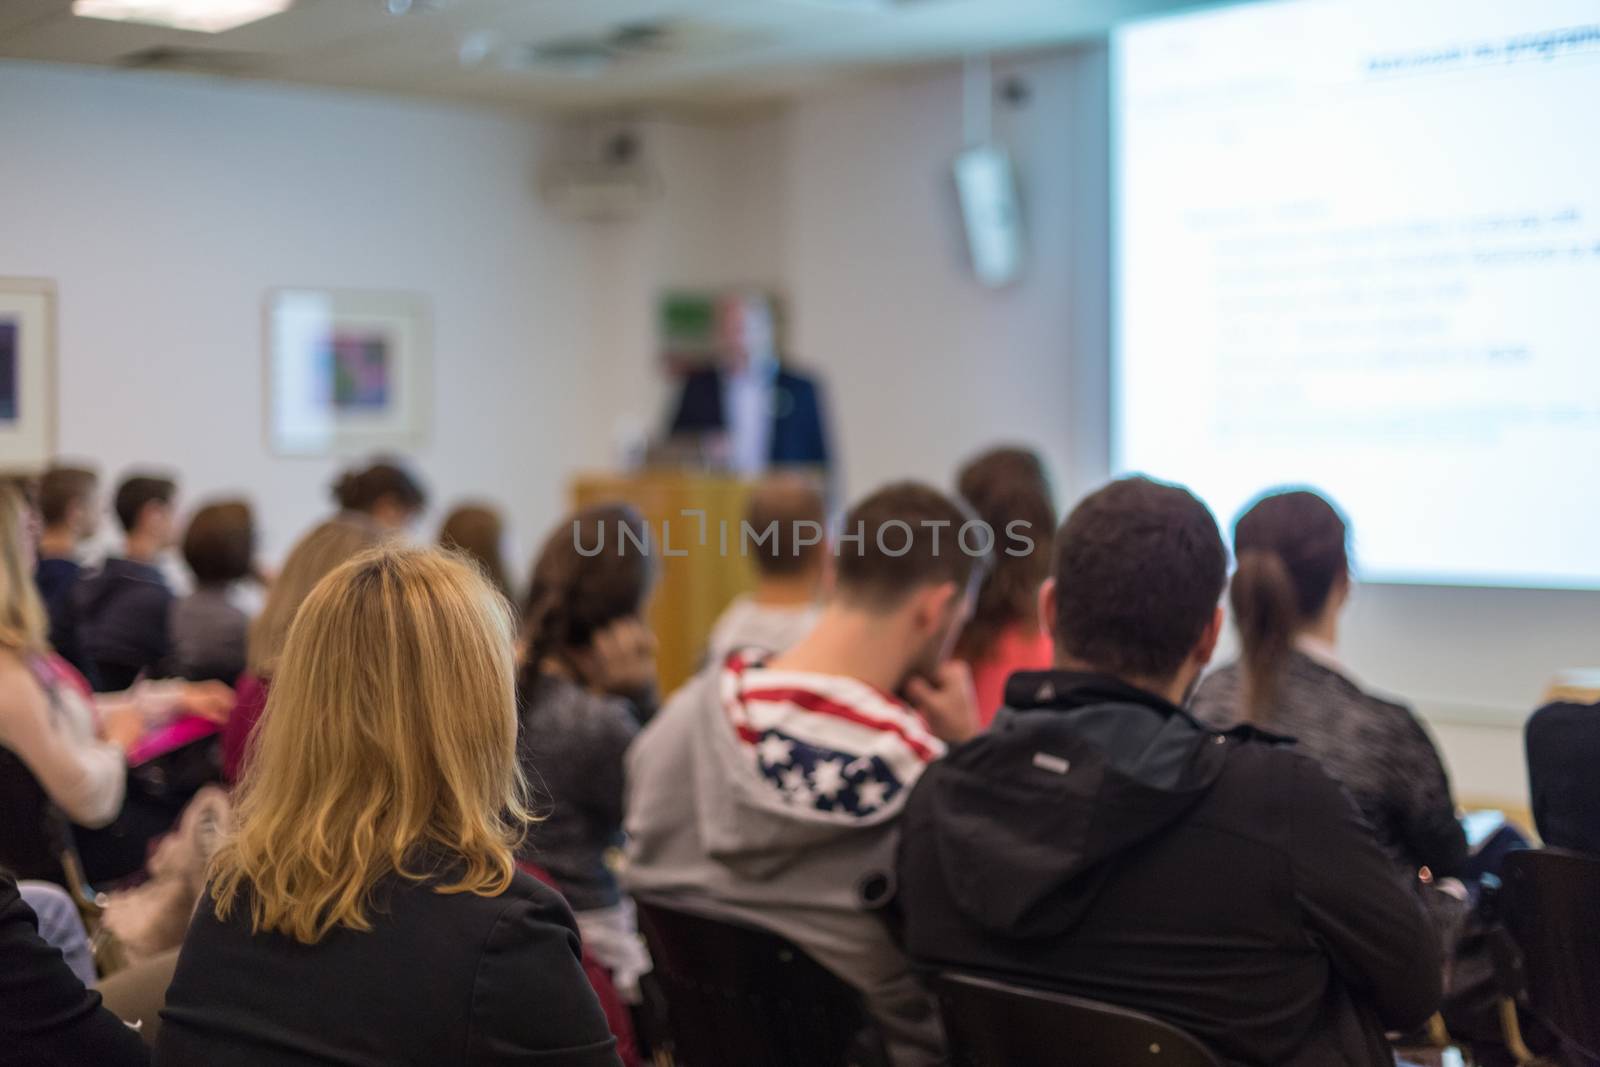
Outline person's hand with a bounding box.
[179,681,236,724]
[580,618,658,697]
[103,707,145,752]
[905,659,981,745]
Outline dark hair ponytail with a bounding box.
[1231,549,1298,723]
[953,446,1057,664]
[1230,489,1350,725]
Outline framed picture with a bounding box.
[0,278,56,470]
[265,288,430,457]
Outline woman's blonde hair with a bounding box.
[210,545,531,944]
[247,517,382,676]
[0,484,48,653]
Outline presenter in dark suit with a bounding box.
[668,292,830,476]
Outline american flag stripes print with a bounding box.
[719,651,946,822]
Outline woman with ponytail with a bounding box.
[1191,488,1467,882]
[514,503,657,1002]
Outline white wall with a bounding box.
[0,61,599,572]
[783,51,1110,506]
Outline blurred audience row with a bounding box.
[1,448,1595,1066]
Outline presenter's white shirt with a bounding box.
[723,363,776,476]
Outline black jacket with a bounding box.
[75,558,174,692]
[669,365,831,469]
[1526,700,1600,856]
[155,867,622,1067]
[896,671,1442,1067]
[1,872,150,1067]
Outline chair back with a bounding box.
[634,897,887,1067]
[1502,847,1600,1057]
[930,971,1222,1067]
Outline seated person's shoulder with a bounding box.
[524,677,637,740]
[637,669,715,738]
[1527,699,1600,745]
[497,867,581,928]
[1199,730,1342,833]
[1529,699,1600,726]
[1189,663,1244,725]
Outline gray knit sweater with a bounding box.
[1192,650,1468,879]
[515,675,643,912]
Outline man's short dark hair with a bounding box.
[38,466,97,527]
[834,482,986,608]
[1052,476,1226,682]
[183,500,256,586]
[744,474,827,578]
[114,474,177,533]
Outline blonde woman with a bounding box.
[156,547,621,1066]
[220,517,380,783]
[0,485,230,885]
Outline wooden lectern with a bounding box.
[571,471,756,696]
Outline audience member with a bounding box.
[156,547,621,1066]
[330,459,427,534]
[439,503,512,599]
[517,503,658,1000]
[33,465,101,686]
[626,482,987,1067]
[705,473,827,665]
[171,500,256,684]
[220,517,380,783]
[1190,489,1468,880]
[2,870,151,1067]
[76,474,179,692]
[895,476,1441,1066]
[1525,699,1600,856]
[952,445,1057,723]
[0,486,230,884]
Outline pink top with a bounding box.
[221,672,270,784]
[967,625,1054,728]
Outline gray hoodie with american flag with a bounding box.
[623,650,946,1067]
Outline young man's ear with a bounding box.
[1037,577,1057,637]
[1193,605,1225,670]
[915,580,960,633]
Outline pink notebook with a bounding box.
[127,715,222,767]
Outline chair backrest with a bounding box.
[1502,847,1600,1056]
[930,971,1222,1067]
[634,897,887,1067]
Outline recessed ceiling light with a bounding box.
[71,0,294,33]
